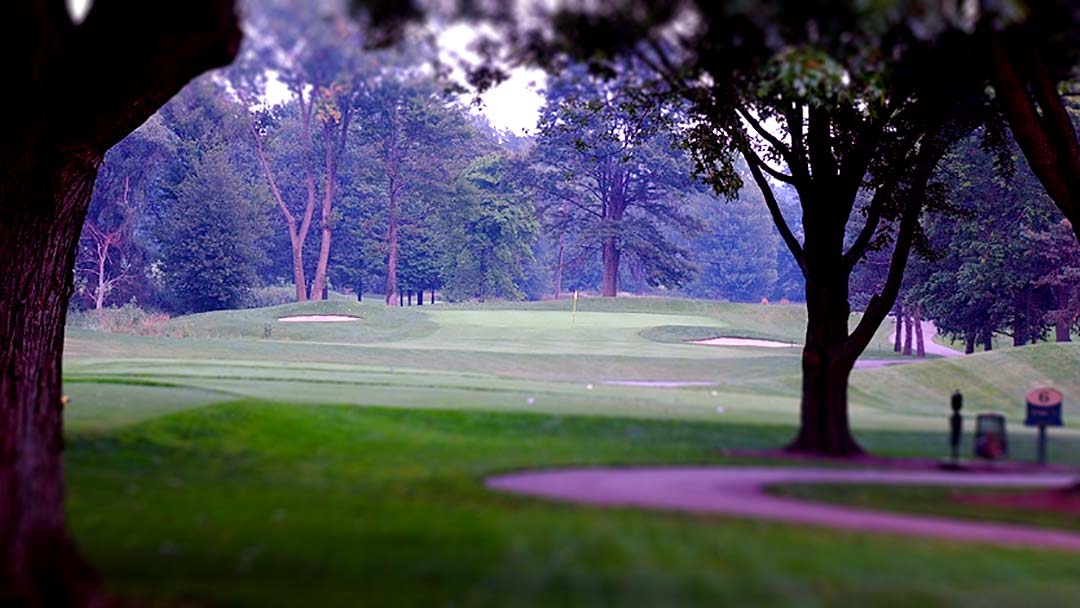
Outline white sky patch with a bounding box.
[437,23,546,135]
[67,0,92,24]
[263,70,292,107]
[474,68,546,135]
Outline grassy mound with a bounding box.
[163,300,438,343]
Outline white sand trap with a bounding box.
[603,380,715,388]
[277,315,361,323]
[691,337,797,348]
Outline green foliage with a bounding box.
[530,63,700,293]
[910,132,1074,346]
[155,145,270,314]
[441,155,540,301]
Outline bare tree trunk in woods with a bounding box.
[600,237,619,297]
[554,233,565,299]
[310,105,352,301]
[903,309,913,356]
[893,305,903,353]
[385,183,399,306]
[310,128,336,300]
[983,331,994,352]
[965,331,976,354]
[81,176,134,310]
[1054,312,1073,342]
[252,122,315,302]
[914,306,925,358]
[1014,303,1028,346]
[0,3,240,605]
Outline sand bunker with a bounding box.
[277,315,361,323]
[690,337,797,348]
[603,380,715,388]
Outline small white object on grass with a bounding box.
[586,383,593,390]
[710,390,719,397]
[715,406,726,414]
[526,397,536,406]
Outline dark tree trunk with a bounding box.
[385,185,399,306]
[601,237,619,298]
[1,2,240,603]
[1055,312,1072,342]
[983,330,993,352]
[786,275,863,456]
[965,331,976,354]
[0,161,110,607]
[416,290,423,306]
[991,33,1080,243]
[914,306,925,358]
[893,305,903,353]
[1014,315,1028,346]
[902,308,913,356]
[431,290,435,305]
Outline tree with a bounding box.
[440,155,540,301]
[910,131,1074,351]
[233,0,370,301]
[985,1,1080,241]
[354,76,472,305]
[155,144,269,313]
[0,2,241,604]
[681,181,780,303]
[531,64,698,297]
[1028,219,1080,341]
[601,5,984,454]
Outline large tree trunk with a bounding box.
[600,237,619,297]
[983,330,993,352]
[0,161,109,607]
[914,306,925,358]
[1,2,240,603]
[965,331,976,354]
[786,275,863,456]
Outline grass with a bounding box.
[767,483,1080,533]
[68,402,1080,607]
[60,296,1080,606]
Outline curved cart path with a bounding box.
[487,466,1080,552]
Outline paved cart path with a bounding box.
[487,466,1080,552]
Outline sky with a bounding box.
[66,0,545,135]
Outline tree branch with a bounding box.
[740,142,807,275]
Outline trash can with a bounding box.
[974,413,1008,460]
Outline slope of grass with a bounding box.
[162,299,438,343]
[67,401,1080,608]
